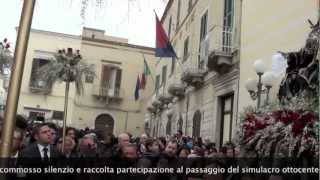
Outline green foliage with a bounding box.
[0,39,12,74]
[37,48,95,95]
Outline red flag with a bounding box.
[141,73,146,89]
[155,13,177,57]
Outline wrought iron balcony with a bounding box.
[181,67,206,87]
[146,104,156,113]
[158,93,173,105]
[92,85,124,101]
[205,26,237,74]
[151,95,162,107]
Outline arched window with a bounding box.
[166,119,172,135]
[177,114,183,131]
[192,110,201,137]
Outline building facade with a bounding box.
[146,0,241,146]
[17,28,156,136]
[238,0,319,110]
[147,0,319,146]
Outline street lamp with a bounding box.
[261,71,276,106]
[246,60,276,108]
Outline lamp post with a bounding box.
[254,60,266,108]
[246,60,276,109]
[261,71,276,106]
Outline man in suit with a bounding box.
[18,123,60,179]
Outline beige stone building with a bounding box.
[147,0,319,146]
[17,27,156,137]
[146,0,241,146]
[238,0,319,110]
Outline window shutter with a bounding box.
[115,69,122,96]
[101,66,111,88]
[30,59,40,86]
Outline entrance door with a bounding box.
[220,94,234,146]
[192,110,201,137]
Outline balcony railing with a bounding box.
[92,85,124,101]
[181,67,206,87]
[209,25,237,53]
[206,26,237,74]
[168,81,185,98]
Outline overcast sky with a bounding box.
[0,0,168,49]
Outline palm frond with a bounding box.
[37,59,64,87]
[36,49,95,95]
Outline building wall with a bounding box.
[148,0,241,146]
[17,29,156,137]
[238,0,319,111]
[18,30,82,125]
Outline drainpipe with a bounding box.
[124,111,128,132]
[185,92,190,136]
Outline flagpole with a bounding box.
[0,0,36,158]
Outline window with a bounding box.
[101,65,122,97]
[29,111,45,122]
[114,69,122,96]
[223,0,234,52]
[85,74,94,83]
[220,94,234,146]
[178,114,183,131]
[155,75,160,95]
[166,119,172,135]
[188,0,193,13]
[168,16,172,40]
[223,0,234,28]
[176,0,181,27]
[192,110,201,138]
[183,37,190,62]
[162,66,167,86]
[29,58,51,90]
[200,10,208,42]
[52,111,64,120]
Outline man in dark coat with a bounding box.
[18,123,60,180]
[151,140,179,180]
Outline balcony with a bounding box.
[168,82,185,98]
[181,67,206,87]
[151,95,162,108]
[206,26,237,74]
[29,80,51,94]
[158,93,173,105]
[92,85,124,102]
[146,104,156,113]
[208,50,234,74]
[200,26,237,74]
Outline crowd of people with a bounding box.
[0,115,318,180]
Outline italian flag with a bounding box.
[140,58,151,89]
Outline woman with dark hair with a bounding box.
[137,138,160,180]
[66,127,78,140]
[98,133,117,158]
[157,137,167,152]
[178,145,190,158]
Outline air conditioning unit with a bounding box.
[199,35,210,70]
